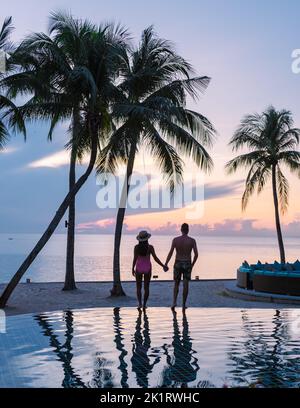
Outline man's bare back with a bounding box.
[165,224,198,270]
[173,235,196,262]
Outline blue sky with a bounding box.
[1,0,300,234]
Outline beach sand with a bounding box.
[1,279,299,316]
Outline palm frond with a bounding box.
[277,128,300,149]
[229,113,265,151]
[0,16,14,51]
[159,119,213,172]
[96,124,132,175]
[225,151,267,174]
[241,164,270,210]
[183,109,215,146]
[0,94,26,137]
[276,165,289,214]
[278,150,300,176]
[0,121,9,148]
[48,111,61,141]
[144,122,183,192]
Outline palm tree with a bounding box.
[0,15,128,308]
[97,27,215,296]
[0,17,25,149]
[3,13,129,291]
[47,13,94,291]
[226,106,300,264]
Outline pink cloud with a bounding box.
[77,217,300,237]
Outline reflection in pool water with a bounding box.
[0,308,300,388]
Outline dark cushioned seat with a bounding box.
[237,261,300,296]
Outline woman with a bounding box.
[132,230,167,309]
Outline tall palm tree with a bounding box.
[3,13,129,291]
[97,27,215,296]
[226,106,300,264]
[47,13,94,291]
[0,17,25,148]
[0,15,128,308]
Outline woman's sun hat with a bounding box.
[136,230,151,242]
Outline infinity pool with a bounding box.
[1,308,300,388]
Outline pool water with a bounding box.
[0,307,300,388]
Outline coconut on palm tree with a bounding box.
[0,15,128,308]
[97,26,215,296]
[226,106,300,264]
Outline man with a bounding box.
[165,223,198,310]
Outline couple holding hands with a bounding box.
[132,223,198,310]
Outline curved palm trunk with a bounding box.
[272,164,286,264]
[110,142,136,297]
[0,128,98,308]
[63,147,76,291]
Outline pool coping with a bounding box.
[225,281,300,305]
[0,278,236,285]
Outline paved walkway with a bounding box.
[1,280,299,316]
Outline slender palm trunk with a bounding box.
[272,164,286,264]
[110,142,136,297]
[63,147,76,291]
[63,108,80,291]
[0,126,98,308]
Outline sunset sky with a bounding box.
[1,0,300,236]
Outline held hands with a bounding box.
[163,264,169,272]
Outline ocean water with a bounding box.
[0,233,299,283]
